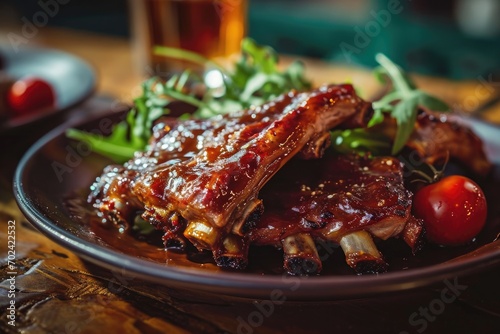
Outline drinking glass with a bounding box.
[129,0,248,77]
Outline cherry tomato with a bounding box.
[6,76,55,116]
[412,175,487,246]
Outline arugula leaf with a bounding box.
[240,38,279,74]
[391,93,420,155]
[332,54,450,157]
[371,53,450,154]
[154,38,311,115]
[153,45,227,73]
[417,93,450,111]
[66,126,137,163]
[330,128,391,156]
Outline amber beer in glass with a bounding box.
[129,0,247,76]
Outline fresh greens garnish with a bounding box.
[67,38,311,162]
[154,38,312,118]
[330,128,391,156]
[331,53,450,156]
[371,53,450,154]
[68,40,449,163]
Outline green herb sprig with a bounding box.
[330,128,391,156]
[331,54,450,156]
[370,53,450,154]
[154,38,312,118]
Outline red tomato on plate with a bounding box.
[6,76,56,116]
[412,175,487,246]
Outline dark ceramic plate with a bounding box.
[13,112,500,300]
[0,45,95,132]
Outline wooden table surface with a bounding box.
[1,28,500,334]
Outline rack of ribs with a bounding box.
[131,84,373,268]
[253,153,423,275]
[87,84,489,275]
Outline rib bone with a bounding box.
[282,233,322,275]
[339,230,388,274]
[402,216,426,254]
[213,234,248,270]
[231,199,264,236]
[183,221,220,250]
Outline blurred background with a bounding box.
[1,0,500,79]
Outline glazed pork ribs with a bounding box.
[89,84,421,274]
[131,84,373,268]
[408,111,492,175]
[253,154,423,275]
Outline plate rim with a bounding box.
[13,113,500,300]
